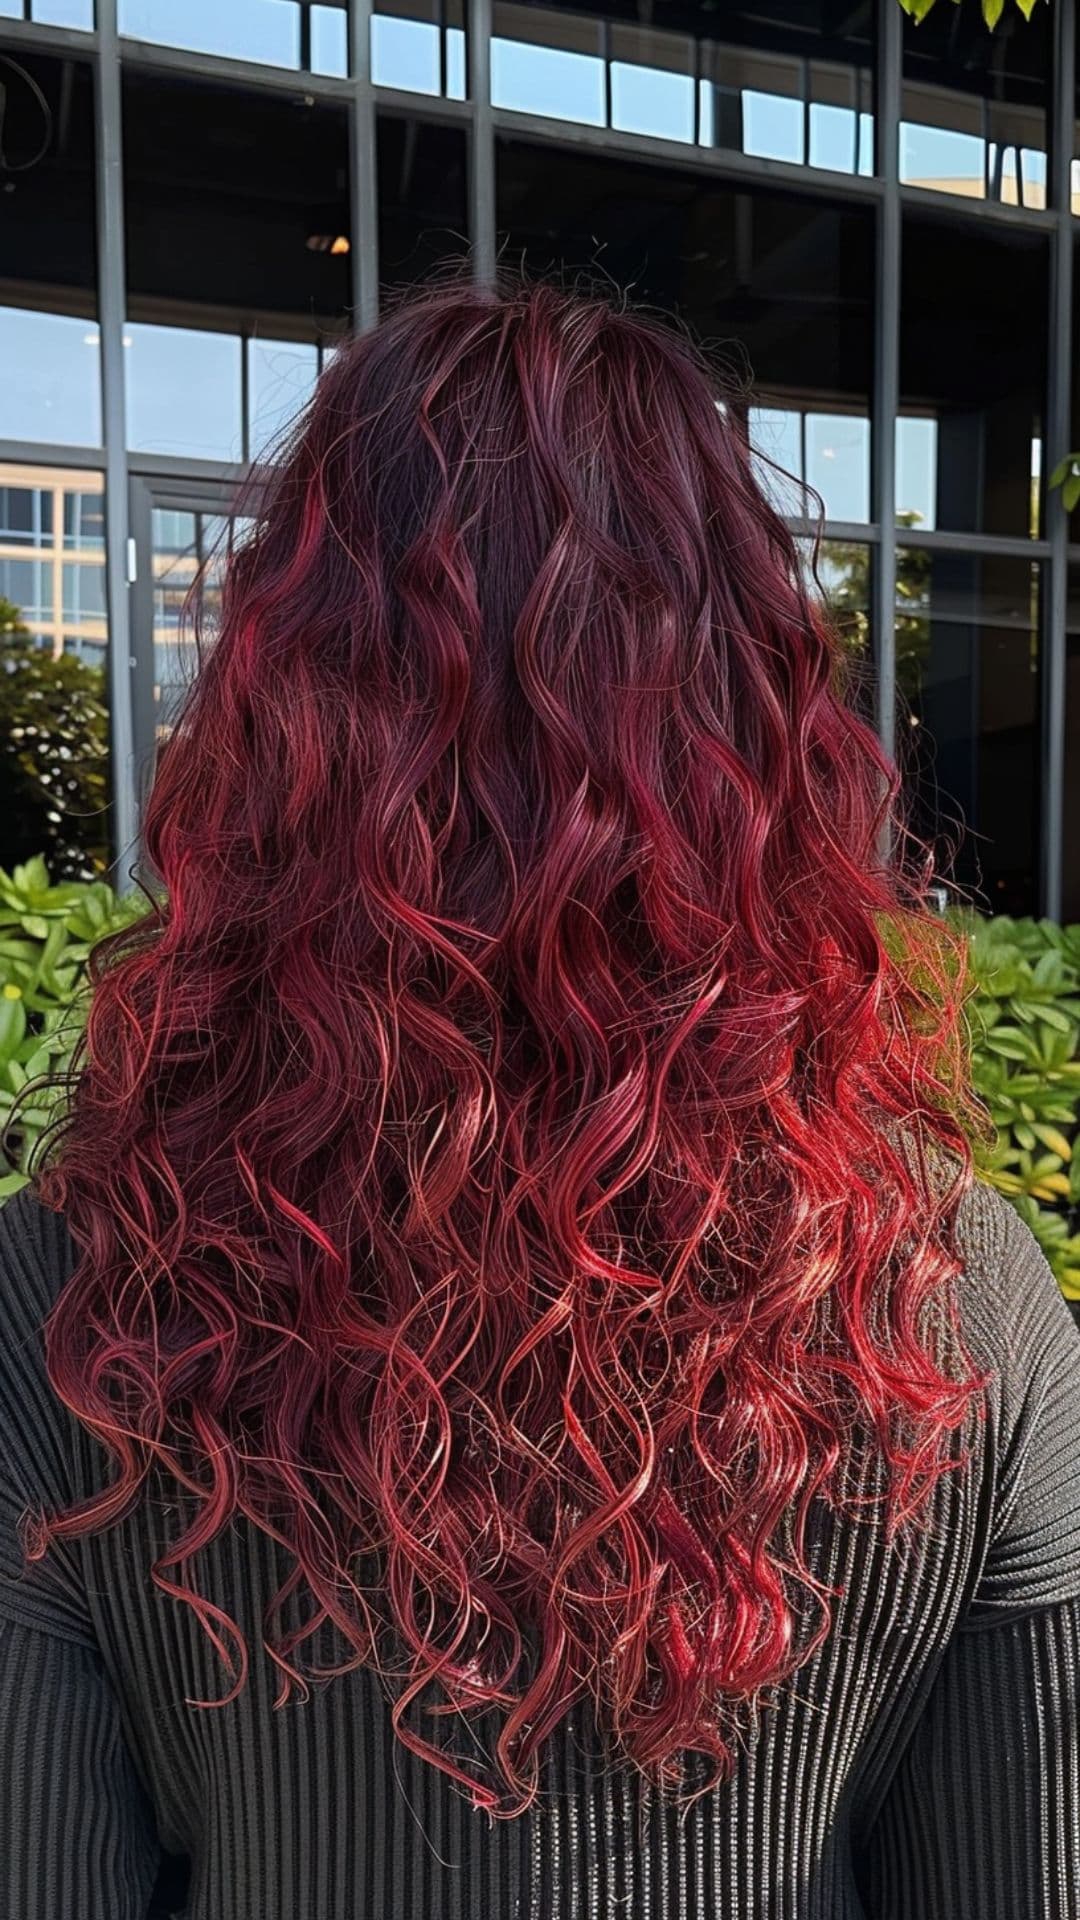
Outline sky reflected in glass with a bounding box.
[0,310,102,448]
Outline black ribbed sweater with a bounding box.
[3,1178,1080,1919]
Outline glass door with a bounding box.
[128,475,256,813]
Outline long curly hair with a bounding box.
[31,275,986,1816]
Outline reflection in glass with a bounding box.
[0,464,106,656]
[0,462,110,879]
[0,487,54,547]
[62,562,107,621]
[33,0,95,24]
[895,416,938,532]
[799,537,871,656]
[379,117,469,290]
[311,5,348,76]
[900,215,1046,538]
[248,339,320,461]
[900,3,1048,207]
[120,0,298,67]
[896,550,1039,915]
[0,559,49,622]
[748,406,870,525]
[123,72,352,349]
[0,310,101,450]
[612,45,696,144]
[709,27,874,174]
[489,1,873,171]
[121,0,348,73]
[126,325,244,462]
[794,536,874,729]
[372,1,466,98]
[149,509,254,740]
[0,0,95,19]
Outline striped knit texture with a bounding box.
[2,1179,1080,1919]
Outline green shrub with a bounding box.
[954,911,1080,1297]
[0,856,146,1196]
[3,861,1080,1298]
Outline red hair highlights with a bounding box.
[32,277,984,1815]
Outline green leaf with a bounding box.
[0,995,27,1056]
[1032,1124,1074,1162]
[1033,1003,1075,1034]
[1064,474,1080,514]
[981,0,1004,24]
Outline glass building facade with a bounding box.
[0,0,1075,915]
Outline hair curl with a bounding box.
[31,275,986,1816]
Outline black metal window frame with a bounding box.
[0,0,1075,911]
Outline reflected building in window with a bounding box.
[0,464,107,664]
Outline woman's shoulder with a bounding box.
[952,1177,1080,1388]
[951,1178,1080,1623]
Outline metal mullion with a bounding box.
[95,0,139,888]
[469,0,495,285]
[348,0,380,330]
[487,104,884,204]
[1040,0,1075,921]
[0,439,105,470]
[352,84,470,125]
[899,180,1057,235]
[116,37,353,103]
[127,453,248,487]
[896,528,1051,560]
[0,17,96,54]
[787,519,881,545]
[872,0,901,771]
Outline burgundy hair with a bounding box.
[32,276,985,1815]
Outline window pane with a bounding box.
[33,0,95,25]
[311,4,347,76]
[378,116,469,291]
[127,325,244,462]
[0,462,110,880]
[748,407,805,518]
[489,1,873,171]
[0,51,99,447]
[900,214,1047,539]
[611,41,697,145]
[149,509,200,740]
[147,508,252,743]
[0,311,101,449]
[491,8,605,124]
[123,70,351,453]
[0,559,50,623]
[706,3,874,174]
[62,561,107,620]
[897,550,1039,915]
[901,4,1048,208]
[496,143,873,521]
[372,0,467,98]
[0,487,53,547]
[63,489,106,548]
[805,413,870,525]
[248,339,319,461]
[119,0,300,67]
[895,415,938,533]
